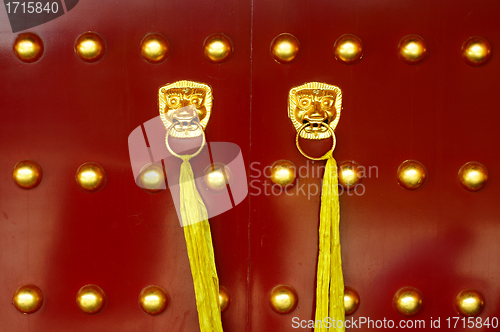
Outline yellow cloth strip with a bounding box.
[314,152,345,332]
[179,156,223,332]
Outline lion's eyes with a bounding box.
[168,97,180,107]
[299,98,311,108]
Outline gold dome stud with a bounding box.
[13,33,44,63]
[338,161,363,190]
[137,163,165,193]
[203,33,233,63]
[202,163,232,192]
[333,34,364,64]
[12,160,43,189]
[219,286,231,313]
[270,160,297,187]
[270,33,300,64]
[76,284,106,314]
[455,289,485,317]
[458,161,488,192]
[140,33,170,64]
[344,286,360,315]
[397,160,427,190]
[13,284,44,314]
[138,285,169,315]
[75,162,106,192]
[393,287,423,317]
[75,32,105,62]
[269,285,298,314]
[461,37,491,67]
[398,35,428,65]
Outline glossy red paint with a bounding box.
[0,1,499,331]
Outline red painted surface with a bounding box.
[0,0,499,331]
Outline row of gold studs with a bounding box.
[270,159,489,192]
[11,159,489,193]
[12,283,485,318]
[12,284,230,315]
[12,32,492,66]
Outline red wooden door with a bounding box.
[0,0,499,331]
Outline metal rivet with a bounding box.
[76,284,106,314]
[397,160,427,190]
[269,285,298,314]
[338,161,363,190]
[137,163,165,193]
[398,35,428,65]
[393,287,423,317]
[138,285,168,315]
[202,163,232,192]
[344,286,360,315]
[12,160,43,189]
[75,32,105,62]
[219,286,231,312]
[140,33,170,64]
[75,162,106,192]
[461,36,491,67]
[333,34,364,64]
[203,33,233,63]
[13,284,44,314]
[458,161,488,192]
[455,289,485,317]
[13,33,44,63]
[270,160,297,188]
[270,33,300,64]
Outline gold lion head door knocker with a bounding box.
[288,82,342,159]
[288,82,346,332]
[159,80,223,332]
[159,80,212,153]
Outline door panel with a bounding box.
[0,0,499,331]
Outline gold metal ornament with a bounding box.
[334,34,364,64]
[393,287,423,317]
[219,286,231,312]
[75,162,106,192]
[12,160,43,189]
[288,82,342,160]
[202,163,232,192]
[398,35,428,65]
[137,163,165,193]
[159,80,212,139]
[13,284,44,314]
[344,286,360,315]
[270,33,301,64]
[458,161,488,192]
[160,80,223,332]
[455,289,485,317]
[269,285,298,314]
[461,37,491,67]
[203,33,234,63]
[288,82,345,331]
[13,33,44,63]
[76,284,106,314]
[138,285,169,315]
[75,32,105,62]
[338,161,363,190]
[397,160,427,190]
[270,160,297,187]
[140,33,170,64]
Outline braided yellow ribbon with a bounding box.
[178,155,223,332]
[314,151,344,332]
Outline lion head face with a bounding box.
[288,82,342,140]
[159,81,212,138]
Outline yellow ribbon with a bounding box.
[314,151,345,332]
[178,155,223,332]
